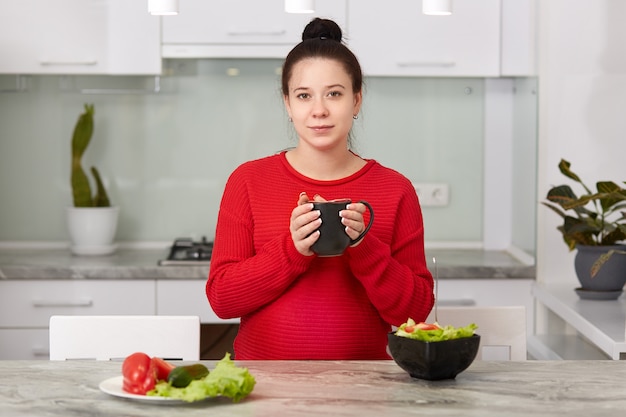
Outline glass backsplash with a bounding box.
[0,59,532,247]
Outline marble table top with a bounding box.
[0,359,623,417]
[0,248,535,280]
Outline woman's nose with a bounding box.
[311,99,328,117]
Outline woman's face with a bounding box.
[284,58,362,152]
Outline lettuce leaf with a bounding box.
[147,353,256,403]
[396,319,477,342]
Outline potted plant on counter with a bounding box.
[542,159,626,299]
[66,104,119,256]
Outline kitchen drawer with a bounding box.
[0,280,156,327]
[0,329,49,360]
[433,279,534,335]
[156,280,238,324]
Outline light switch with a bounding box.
[412,183,450,207]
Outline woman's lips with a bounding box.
[310,125,333,133]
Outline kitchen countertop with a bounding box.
[1,359,623,417]
[0,248,535,280]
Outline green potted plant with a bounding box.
[66,104,119,255]
[542,159,626,299]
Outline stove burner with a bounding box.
[158,237,213,266]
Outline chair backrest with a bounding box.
[49,315,200,361]
[426,306,527,361]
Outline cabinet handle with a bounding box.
[32,299,93,307]
[40,60,98,66]
[437,298,476,306]
[396,61,456,68]
[32,348,50,357]
[227,30,286,36]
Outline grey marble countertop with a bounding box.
[0,248,535,280]
[0,359,622,417]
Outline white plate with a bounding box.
[99,376,211,405]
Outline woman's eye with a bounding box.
[296,93,310,99]
[328,91,342,97]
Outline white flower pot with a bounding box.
[66,206,120,256]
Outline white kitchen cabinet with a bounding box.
[501,0,537,76]
[0,329,50,360]
[432,279,534,336]
[156,280,238,324]
[0,280,156,359]
[0,0,161,75]
[347,0,501,77]
[162,0,347,58]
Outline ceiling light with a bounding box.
[149,0,179,16]
[285,0,315,14]
[423,0,452,16]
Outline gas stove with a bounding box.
[158,237,213,266]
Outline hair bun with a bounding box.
[302,18,343,42]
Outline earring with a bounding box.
[289,117,293,122]
[353,114,359,120]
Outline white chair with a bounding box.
[426,306,527,361]
[49,315,200,361]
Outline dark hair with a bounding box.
[281,18,363,97]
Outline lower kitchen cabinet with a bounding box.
[0,280,155,359]
[0,278,533,359]
[156,280,238,324]
[0,329,50,360]
[433,279,535,336]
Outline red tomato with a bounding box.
[416,322,440,331]
[404,325,415,333]
[152,357,175,381]
[122,352,156,395]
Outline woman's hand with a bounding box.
[290,192,322,256]
[341,202,368,247]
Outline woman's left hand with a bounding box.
[341,202,368,246]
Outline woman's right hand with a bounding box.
[290,192,322,256]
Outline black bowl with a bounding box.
[387,332,480,381]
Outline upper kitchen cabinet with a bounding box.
[0,0,161,75]
[161,0,347,58]
[501,0,537,77]
[347,0,502,77]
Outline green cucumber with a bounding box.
[167,364,209,388]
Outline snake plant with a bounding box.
[71,104,111,207]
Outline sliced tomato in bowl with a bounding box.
[416,322,441,331]
[404,322,440,333]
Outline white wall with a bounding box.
[536,0,626,286]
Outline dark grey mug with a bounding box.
[310,199,374,257]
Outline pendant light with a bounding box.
[148,0,179,16]
[423,0,452,16]
[285,0,315,14]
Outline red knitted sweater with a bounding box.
[206,152,434,359]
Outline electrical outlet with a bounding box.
[412,183,450,207]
